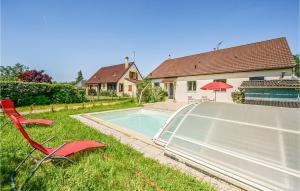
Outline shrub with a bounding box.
[231,89,245,103]
[100,90,117,97]
[18,70,52,83]
[122,93,130,97]
[88,89,97,96]
[137,78,167,103]
[35,95,51,105]
[0,81,86,106]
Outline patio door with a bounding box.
[168,83,174,99]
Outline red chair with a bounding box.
[0,99,53,128]
[9,115,106,191]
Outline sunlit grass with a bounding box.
[0,102,215,191]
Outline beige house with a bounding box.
[148,37,296,102]
[86,57,142,97]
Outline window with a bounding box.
[119,83,124,92]
[129,71,137,80]
[249,76,264,81]
[107,83,116,90]
[214,79,227,92]
[187,81,196,91]
[154,82,160,87]
[280,72,286,79]
[128,85,132,92]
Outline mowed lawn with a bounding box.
[0,101,215,191]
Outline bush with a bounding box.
[35,95,51,105]
[18,70,52,83]
[122,93,130,97]
[88,89,97,96]
[0,81,86,106]
[231,89,245,103]
[137,78,167,103]
[100,90,117,97]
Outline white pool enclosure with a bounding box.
[154,102,300,191]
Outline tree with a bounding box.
[75,70,84,84]
[18,70,52,83]
[0,63,29,81]
[136,78,167,103]
[294,54,300,77]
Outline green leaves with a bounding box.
[75,70,84,84]
[137,78,167,103]
[0,63,29,79]
[293,54,300,77]
[0,81,86,106]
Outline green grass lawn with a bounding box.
[0,102,215,191]
[86,95,124,100]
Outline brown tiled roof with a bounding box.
[148,37,295,79]
[86,62,133,84]
[240,80,300,88]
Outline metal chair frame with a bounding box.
[10,136,75,191]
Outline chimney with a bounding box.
[125,56,129,69]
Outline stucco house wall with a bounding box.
[173,69,293,102]
[117,64,142,97]
[152,68,294,102]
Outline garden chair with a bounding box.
[9,115,106,191]
[0,99,53,128]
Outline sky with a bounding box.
[1,0,299,82]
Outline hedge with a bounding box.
[0,81,86,106]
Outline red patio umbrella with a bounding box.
[201,82,233,101]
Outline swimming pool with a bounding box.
[90,109,172,138]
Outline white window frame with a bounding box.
[187,81,197,92]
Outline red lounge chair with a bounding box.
[9,115,106,191]
[0,99,53,127]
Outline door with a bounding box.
[168,83,174,99]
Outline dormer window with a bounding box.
[112,72,117,77]
[129,71,137,80]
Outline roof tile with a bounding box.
[149,37,295,78]
[86,62,133,84]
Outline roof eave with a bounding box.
[148,66,295,79]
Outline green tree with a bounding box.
[0,63,29,81]
[137,78,167,103]
[75,70,84,83]
[294,54,300,77]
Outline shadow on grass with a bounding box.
[0,142,106,190]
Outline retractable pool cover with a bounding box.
[155,102,300,191]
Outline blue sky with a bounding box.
[1,0,299,82]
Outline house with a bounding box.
[148,37,297,103]
[86,57,142,97]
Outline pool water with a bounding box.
[91,109,172,138]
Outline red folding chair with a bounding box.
[0,99,53,128]
[9,115,106,191]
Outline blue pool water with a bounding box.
[91,109,172,138]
